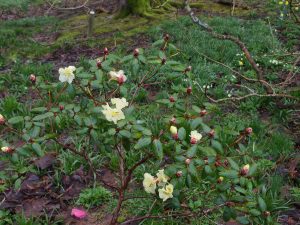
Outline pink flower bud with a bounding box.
[1,146,13,153]
[245,127,253,135]
[240,164,250,176]
[0,114,5,125]
[172,133,179,140]
[104,47,109,55]
[200,110,207,117]
[161,58,166,65]
[29,74,36,84]
[169,96,175,103]
[59,105,64,111]
[208,129,215,138]
[184,66,192,73]
[117,76,125,85]
[186,86,192,95]
[190,137,197,145]
[164,34,170,42]
[217,176,224,183]
[96,60,102,69]
[176,171,183,177]
[185,158,191,165]
[133,48,139,57]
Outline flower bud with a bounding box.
[170,117,176,125]
[29,74,36,84]
[204,159,209,165]
[215,161,222,167]
[1,146,13,153]
[208,129,215,138]
[59,105,64,111]
[164,34,170,42]
[172,133,179,140]
[104,47,109,55]
[161,57,166,65]
[169,96,175,103]
[240,164,250,176]
[186,86,192,95]
[184,66,192,73]
[200,110,207,117]
[263,211,270,217]
[170,126,177,135]
[117,76,125,85]
[185,158,191,165]
[217,176,224,183]
[96,60,102,69]
[133,48,139,57]
[0,114,5,125]
[176,171,183,177]
[190,137,197,145]
[245,127,253,135]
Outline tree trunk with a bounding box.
[119,0,151,16]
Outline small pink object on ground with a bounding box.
[71,208,87,219]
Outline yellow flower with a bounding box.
[156,169,169,186]
[170,126,177,135]
[295,7,299,11]
[59,66,76,84]
[278,1,283,5]
[238,61,244,66]
[285,1,289,5]
[143,173,157,194]
[102,104,125,124]
[158,184,174,201]
[111,98,128,110]
[109,70,127,84]
[190,130,202,144]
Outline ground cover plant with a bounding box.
[0,0,299,224]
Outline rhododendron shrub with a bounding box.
[0,36,275,224]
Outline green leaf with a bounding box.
[178,127,186,140]
[31,107,47,113]
[234,186,247,194]
[119,130,131,138]
[258,197,267,211]
[32,143,43,157]
[186,174,192,188]
[186,145,197,157]
[220,170,239,179]
[227,158,240,171]
[211,140,223,154]
[134,137,152,149]
[33,112,54,121]
[8,116,24,124]
[223,207,231,222]
[236,216,250,224]
[249,164,257,176]
[249,209,261,216]
[189,163,197,177]
[153,139,163,160]
[204,165,212,174]
[199,147,216,156]
[191,118,202,130]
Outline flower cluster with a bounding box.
[102,98,128,124]
[143,170,174,202]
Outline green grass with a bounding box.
[0,0,43,10]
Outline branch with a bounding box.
[184,0,274,94]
